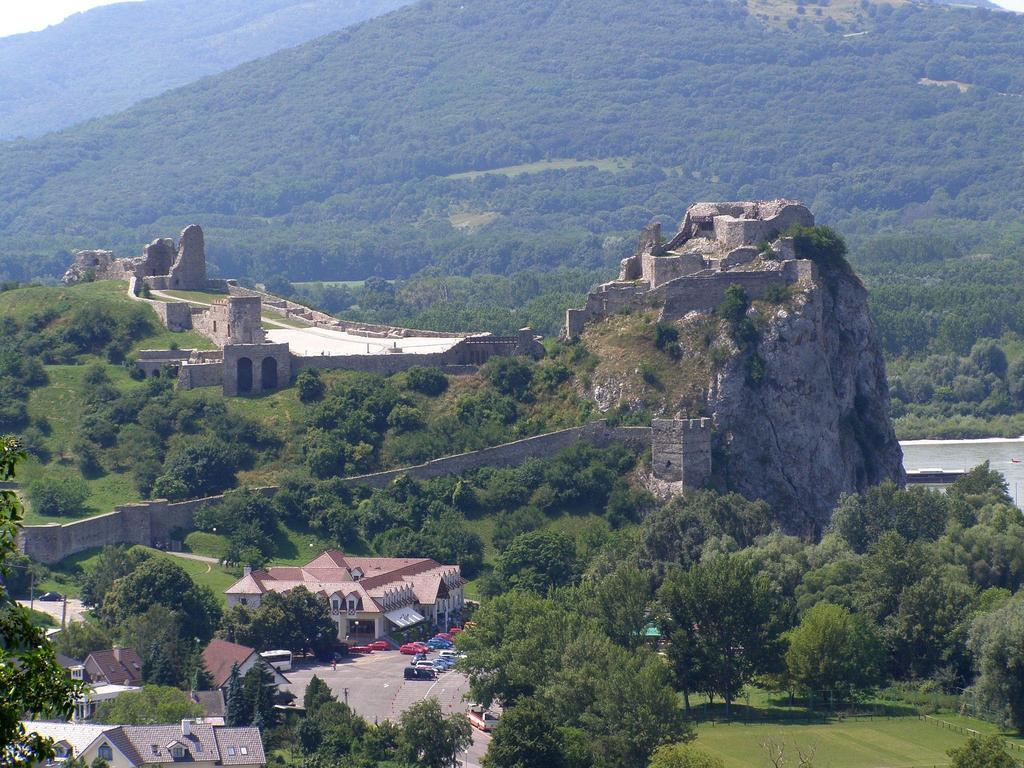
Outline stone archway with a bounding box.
[261,357,278,391]
[237,357,253,393]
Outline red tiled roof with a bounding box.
[84,648,143,686]
[201,639,257,689]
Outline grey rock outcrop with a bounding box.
[707,265,904,535]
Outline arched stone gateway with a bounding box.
[237,357,253,393]
[261,357,278,390]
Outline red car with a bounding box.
[348,645,374,654]
[367,640,391,651]
[449,627,462,635]
[433,633,453,641]
[400,643,428,655]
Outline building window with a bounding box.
[240,597,248,606]
[170,746,186,759]
[99,745,113,760]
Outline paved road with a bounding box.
[19,598,87,625]
[285,652,491,766]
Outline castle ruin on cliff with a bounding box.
[565,199,816,337]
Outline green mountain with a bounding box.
[0,0,411,140]
[2,0,1024,282]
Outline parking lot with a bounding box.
[285,650,490,766]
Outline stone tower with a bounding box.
[651,418,712,488]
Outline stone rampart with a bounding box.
[340,421,651,489]
[178,361,223,389]
[18,488,278,565]
[152,301,194,332]
[660,261,813,320]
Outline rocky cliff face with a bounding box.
[707,265,905,534]
[580,259,904,535]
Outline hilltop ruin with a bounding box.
[566,199,815,337]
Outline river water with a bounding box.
[901,437,1024,506]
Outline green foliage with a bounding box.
[482,699,567,768]
[969,596,1024,732]
[101,557,222,641]
[398,698,472,768]
[303,675,334,714]
[220,586,337,657]
[947,735,1018,768]
[483,356,534,400]
[648,743,725,768]
[787,225,851,275]
[403,366,449,396]
[152,435,241,500]
[828,481,950,554]
[92,685,203,725]
[490,530,577,595]
[26,472,88,517]
[657,554,783,711]
[784,602,884,699]
[51,620,112,662]
[296,368,326,403]
[0,437,83,768]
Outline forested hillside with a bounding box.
[0,0,411,140]
[1,0,1024,283]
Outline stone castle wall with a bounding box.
[660,259,814,319]
[152,301,194,332]
[19,418,710,564]
[17,488,277,564]
[340,421,652,489]
[178,361,224,389]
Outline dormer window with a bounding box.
[99,745,113,760]
[170,745,186,759]
[351,567,364,581]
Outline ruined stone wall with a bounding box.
[152,301,194,332]
[642,252,704,289]
[341,421,652,489]
[135,350,191,378]
[713,203,814,251]
[191,297,264,346]
[178,361,224,389]
[660,262,813,320]
[651,418,712,487]
[18,489,277,565]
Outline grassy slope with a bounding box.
[695,718,966,767]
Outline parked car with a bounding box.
[448,627,462,635]
[433,632,453,641]
[400,643,426,655]
[439,650,464,660]
[426,640,452,650]
[37,592,62,601]
[367,640,390,651]
[467,708,500,732]
[412,660,436,671]
[348,645,374,654]
[414,652,428,661]
[432,658,453,671]
[404,666,436,681]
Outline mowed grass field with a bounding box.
[695,718,972,767]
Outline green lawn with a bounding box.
[695,718,970,767]
[446,157,633,180]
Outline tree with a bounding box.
[143,641,177,686]
[399,698,472,768]
[648,743,725,768]
[52,620,112,661]
[102,557,222,641]
[0,437,84,767]
[225,663,248,727]
[483,699,566,768]
[297,369,325,403]
[658,555,782,713]
[483,356,533,399]
[969,596,1024,732]
[578,563,652,649]
[493,530,576,594]
[219,587,335,656]
[404,367,448,396]
[152,436,238,499]
[828,482,949,554]
[304,675,334,714]
[948,735,1017,768]
[93,685,203,725]
[25,472,88,517]
[242,662,278,728]
[784,602,883,700]
[79,545,152,610]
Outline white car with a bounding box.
[439,650,465,660]
[412,660,436,671]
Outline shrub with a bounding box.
[483,357,534,399]
[404,366,448,396]
[27,472,89,517]
[654,322,679,351]
[297,368,326,403]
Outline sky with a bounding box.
[0,0,1021,38]
[0,1,143,38]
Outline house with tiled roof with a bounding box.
[83,647,143,686]
[200,639,289,691]
[23,719,265,767]
[224,550,465,640]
